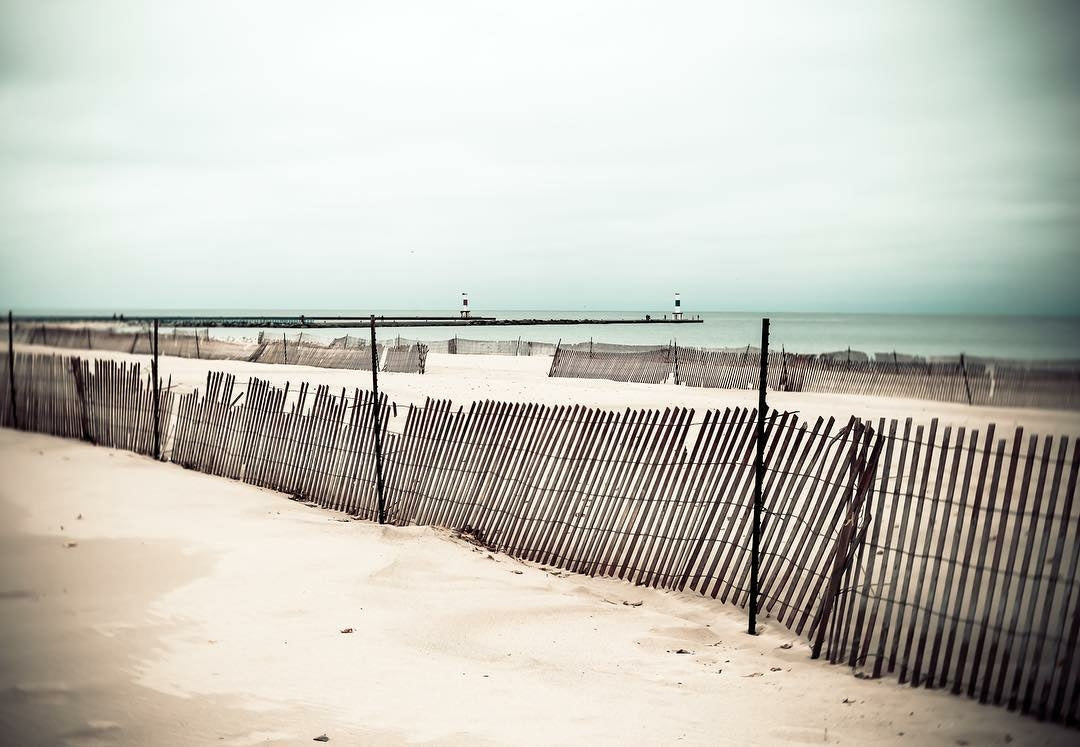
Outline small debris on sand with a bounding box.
[770,667,782,672]
[76,513,83,520]
[313,735,330,742]
[511,570,522,575]
[622,600,643,607]
[63,541,78,548]
[674,649,692,655]
[778,642,793,649]
[340,628,354,634]
[743,672,763,677]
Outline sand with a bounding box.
[1,429,1076,746]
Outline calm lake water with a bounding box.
[29,308,1080,360]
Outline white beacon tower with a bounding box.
[460,292,470,318]
[673,292,683,320]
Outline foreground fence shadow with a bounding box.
[2,350,1078,726]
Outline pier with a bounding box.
[13,314,705,329]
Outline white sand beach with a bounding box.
[2,428,1076,746]
[2,347,1079,745]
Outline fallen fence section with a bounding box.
[2,350,1078,726]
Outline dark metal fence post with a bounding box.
[749,317,769,635]
[369,315,386,524]
[960,353,973,405]
[152,319,161,460]
[7,310,17,429]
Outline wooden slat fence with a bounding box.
[382,343,428,374]
[245,337,378,370]
[14,324,419,373]
[19,325,1078,407]
[825,422,1080,722]
[548,345,674,384]
[17,323,259,360]
[551,343,1078,410]
[170,372,396,521]
[3,350,1079,725]
[0,351,171,456]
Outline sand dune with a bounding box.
[1,429,1075,745]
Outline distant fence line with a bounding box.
[13,324,426,374]
[17,323,1078,409]
[2,349,1078,726]
[550,345,1080,410]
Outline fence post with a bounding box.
[152,319,161,460]
[369,315,386,524]
[283,332,288,365]
[7,310,17,429]
[550,338,562,377]
[960,353,973,405]
[749,317,769,635]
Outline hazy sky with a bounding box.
[1,1,1078,314]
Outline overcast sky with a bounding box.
[1,1,1078,314]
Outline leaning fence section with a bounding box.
[548,345,674,384]
[2,349,1079,726]
[826,422,1080,723]
[382,343,428,374]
